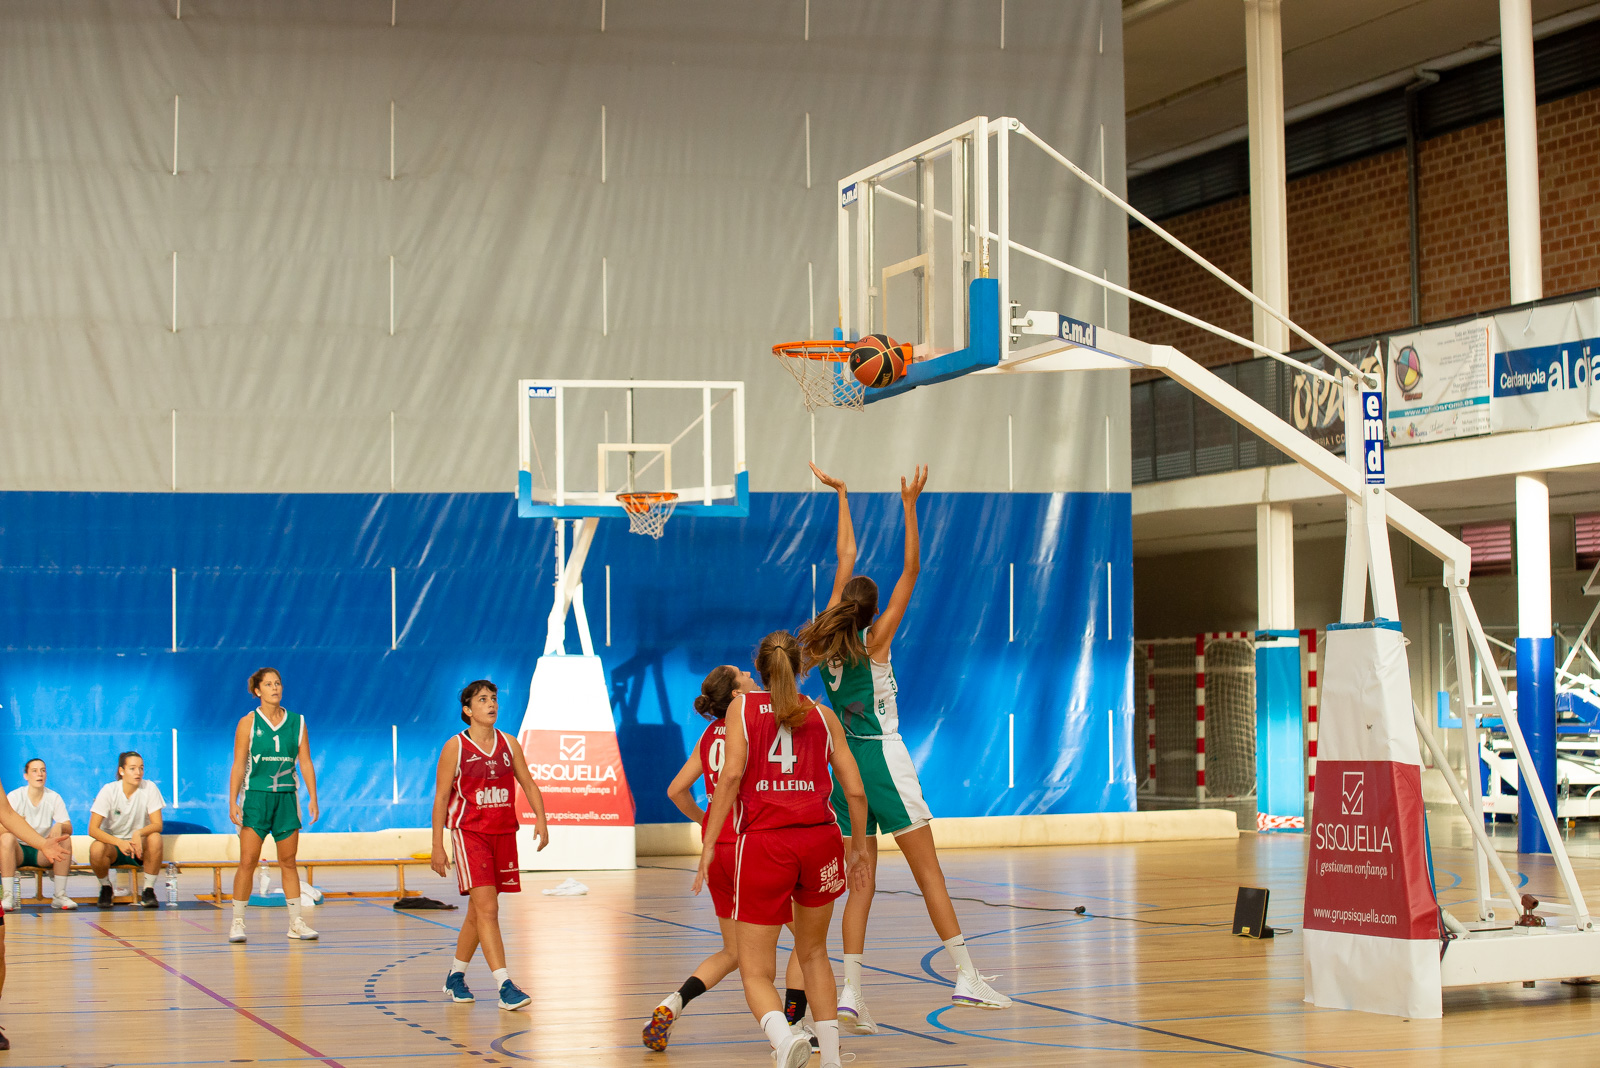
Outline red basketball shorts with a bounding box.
[731,824,847,926]
[707,837,737,920]
[453,828,521,895]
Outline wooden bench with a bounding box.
[188,858,430,902]
[14,865,141,905]
[13,858,432,905]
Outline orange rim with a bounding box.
[772,340,854,362]
[616,491,678,514]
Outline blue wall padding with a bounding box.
[1253,633,1304,823]
[1516,635,1556,854]
[0,490,1133,832]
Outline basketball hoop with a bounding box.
[616,491,678,538]
[771,340,864,413]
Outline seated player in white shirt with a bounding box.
[0,772,70,1051]
[0,759,75,911]
[87,752,165,909]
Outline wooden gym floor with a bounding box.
[4,819,1599,1067]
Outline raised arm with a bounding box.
[810,463,856,609]
[507,736,550,852]
[694,696,748,894]
[666,750,706,825]
[867,465,926,657]
[227,715,251,827]
[428,737,459,877]
[298,719,320,825]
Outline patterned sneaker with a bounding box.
[641,1002,677,1051]
[140,887,161,909]
[51,894,78,911]
[836,983,877,1035]
[229,918,248,943]
[498,979,531,1011]
[286,918,319,940]
[771,1031,812,1068]
[443,971,474,1003]
[97,885,114,908]
[789,1020,819,1050]
[951,971,1012,1009]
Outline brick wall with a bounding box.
[1130,86,1600,372]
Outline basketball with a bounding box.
[847,334,908,388]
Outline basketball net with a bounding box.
[617,491,677,538]
[771,341,865,413]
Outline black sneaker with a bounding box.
[98,885,114,908]
[140,887,160,909]
[0,1022,9,1050]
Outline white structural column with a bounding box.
[1244,0,1289,353]
[1499,0,1543,304]
[1256,503,1295,629]
[1517,475,1551,637]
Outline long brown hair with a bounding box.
[695,665,738,721]
[755,631,809,733]
[798,575,878,670]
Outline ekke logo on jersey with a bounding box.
[559,735,586,761]
[474,786,510,806]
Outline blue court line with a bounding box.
[924,1003,1344,1066]
[876,1021,957,1045]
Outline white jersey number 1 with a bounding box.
[767,729,797,774]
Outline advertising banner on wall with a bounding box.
[1489,300,1597,433]
[1290,343,1382,454]
[1384,320,1492,447]
[1303,621,1441,1019]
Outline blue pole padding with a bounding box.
[1254,630,1304,826]
[1515,636,1556,854]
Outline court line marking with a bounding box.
[925,1004,1347,1066]
[85,921,350,1068]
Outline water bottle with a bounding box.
[10,873,19,907]
[165,862,178,906]
[258,869,271,897]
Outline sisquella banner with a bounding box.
[1303,620,1442,1018]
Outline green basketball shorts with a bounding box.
[830,735,933,837]
[241,790,302,841]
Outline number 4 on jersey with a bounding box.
[767,728,797,774]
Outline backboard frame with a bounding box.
[517,379,748,520]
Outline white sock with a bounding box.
[287,901,302,923]
[657,991,683,1014]
[450,958,469,975]
[814,1018,840,1066]
[759,1010,790,1050]
[943,935,975,978]
[142,872,157,891]
[233,899,247,921]
[491,968,509,985]
[52,875,67,898]
[843,953,863,989]
[99,875,113,888]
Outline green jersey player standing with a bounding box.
[227,667,321,944]
[798,462,1011,1034]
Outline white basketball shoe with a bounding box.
[951,970,1012,1009]
[836,983,877,1034]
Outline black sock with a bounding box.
[784,988,808,1024]
[677,976,707,1007]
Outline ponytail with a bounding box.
[694,665,739,720]
[797,575,878,672]
[755,631,808,733]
